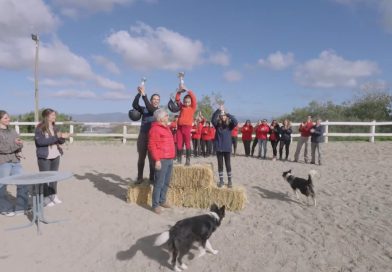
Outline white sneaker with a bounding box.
[1,211,16,217]
[52,195,62,204]
[44,197,55,207]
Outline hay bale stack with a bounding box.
[127,163,247,211]
[170,163,214,189]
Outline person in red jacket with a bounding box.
[269,120,280,161]
[208,124,216,155]
[251,120,261,156]
[201,121,210,157]
[294,115,314,163]
[175,84,197,166]
[241,120,253,157]
[148,109,175,215]
[255,119,270,159]
[231,124,239,156]
[191,113,204,157]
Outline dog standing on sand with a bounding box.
[154,204,225,271]
[282,169,318,206]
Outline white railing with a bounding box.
[10,120,392,143]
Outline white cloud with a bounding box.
[36,78,81,87]
[294,50,379,88]
[95,75,125,91]
[209,50,230,66]
[0,0,125,93]
[93,55,121,74]
[106,22,229,71]
[333,0,392,33]
[223,70,242,82]
[102,91,131,100]
[49,90,98,99]
[52,0,136,18]
[258,51,295,70]
[0,0,59,38]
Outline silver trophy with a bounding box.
[140,77,147,87]
[178,72,185,86]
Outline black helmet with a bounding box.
[128,109,142,121]
[168,98,180,113]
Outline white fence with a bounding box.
[10,120,392,143]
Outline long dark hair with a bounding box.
[38,108,56,135]
[0,110,7,120]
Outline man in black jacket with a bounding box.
[132,86,160,184]
[310,118,324,165]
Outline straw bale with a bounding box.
[127,182,247,211]
[170,163,214,189]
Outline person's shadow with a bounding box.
[252,186,300,204]
[74,171,133,201]
[116,233,172,269]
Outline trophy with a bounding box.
[178,72,185,85]
[140,77,147,87]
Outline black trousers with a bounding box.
[38,156,60,197]
[231,137,238,154]
[192,138,201,156]
[243,140,251,156]
[216,151,231,173]
[279,140,291,159]
[137,132,155,181]
[271,140,279,157]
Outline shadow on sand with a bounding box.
[252,186,300,204]
[116,233,172,269]
[74,171,133,201]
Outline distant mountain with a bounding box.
[71,112,130,122]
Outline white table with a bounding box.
[0,171,73,234]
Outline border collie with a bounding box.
[154,204,225,271]
[282,169,318,206]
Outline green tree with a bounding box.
[197,92,225,120]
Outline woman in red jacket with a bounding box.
[201,121,210,157]
[269,120,280,161]
[191,116,203,157]
[148,109,175,215]
[255,119,270,159]
[208,123,216,156]
[231,125,239,156]
[241,120,253,157]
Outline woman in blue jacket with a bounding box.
[211,106,238,188]
[35,108,70,207]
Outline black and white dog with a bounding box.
[154,204,225,271]
[282,169,318,206]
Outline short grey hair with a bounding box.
[154,108,168,121]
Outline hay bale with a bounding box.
[127,182,152,205]
[170,163,214,189]
[127,182,247,211]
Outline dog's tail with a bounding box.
[154,231,170,246]
[308,169,318,185]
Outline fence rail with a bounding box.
[10,120,392,143]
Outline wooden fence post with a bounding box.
[324,120,329,143]
[69,124,74,144]
[370,120,376,143]
[122,125,127,144]
[15,121,20,134]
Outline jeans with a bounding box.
[311,143,322,164]
[294,136,310,162]
[258,139,267,158]
[38,157,60,197]
[0,162,29,212]
[243,140,251,156]
[152,159,173,209]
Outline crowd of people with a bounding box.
[0,82,324,216]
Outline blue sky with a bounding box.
[1,0,392,119]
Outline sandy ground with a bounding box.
[0,140,391,272]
